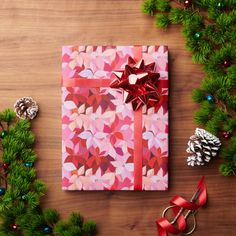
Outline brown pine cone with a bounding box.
[14,97,38,120]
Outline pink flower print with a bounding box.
[63,140,88,170]
[62,123,74,141]
[143,168,168,190]
[62,138,74,156]
[90,47,116,66]
[119,124,134,149]
[86,147,110,173]
[68,175,82,190]
[63,162,78,173]
[111,99,133,119]
[78,130,106,149]
[141,46,168,78]
[64,87,88,106]
[79,64,107,78]
[110,176,134,190]
[67,166,85,190]
[102,119,132,158]
[147,148,168,174]
[78,46,86,52]
[100,139,119,159]
[68,104,85,130]
[102,48,116,62]
[143,131,167,150]
[74,168,93,190]
[80,168,115,190]
[70,50,92,69]
[78,69,94,78]
[63,100,77,110]
[62,87,70,104]
[110,156,134,181]
[62,46,73,58]
[116,46,133,58]
[90,168,115,190]
[155,48,168,77]
[74,46,117,79]
[69,105,93,131]
[106,142,129,159]
[89,107,115,132]
[143,106,168,134]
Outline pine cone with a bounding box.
[186,128,221,166]
[14,97,38,120]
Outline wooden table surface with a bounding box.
[0,1,235,235]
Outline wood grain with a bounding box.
[0,1,235,235]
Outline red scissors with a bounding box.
[157,176,207,236]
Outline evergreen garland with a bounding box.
[0,109,96,236]
[141,0,236,176]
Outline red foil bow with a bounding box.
[110,57,160,111]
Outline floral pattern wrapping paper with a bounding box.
[62,45,168,191]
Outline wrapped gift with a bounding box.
[62,45,168,191]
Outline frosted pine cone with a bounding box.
[187,128,221,166]
[14,97,38,120]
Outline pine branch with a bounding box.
[141,0,236,175]
[0,109,97,235]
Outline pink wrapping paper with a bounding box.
[62,45,168,191]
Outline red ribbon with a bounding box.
[156,176,207,236]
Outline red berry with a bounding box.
[11,224,18,230]
[184,0,192,8]
[223,59,231,68]
[222,131,231,139]
[2,163,9,171]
